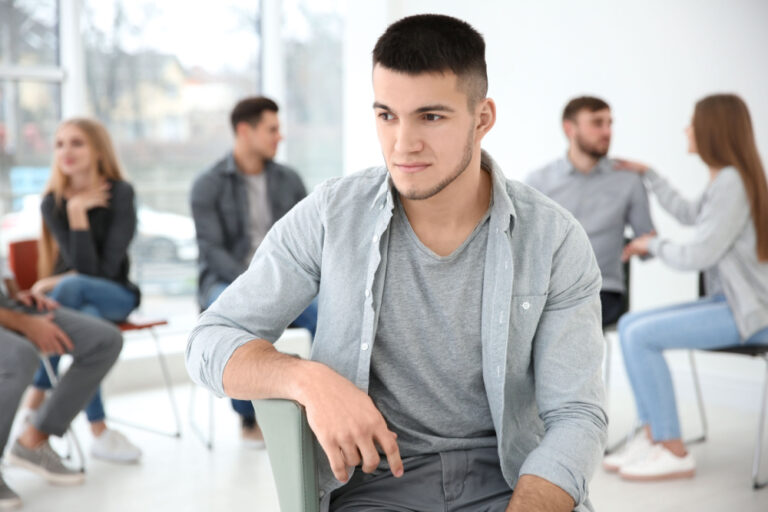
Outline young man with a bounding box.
[187,15,606,512]
[0,258,123,509]
[526,97,655,326]
[190,96,317,443]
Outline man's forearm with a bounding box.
[506,474,574,512]
[0,308,29,334]
[222,338,315,403]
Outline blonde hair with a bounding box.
[38,118,126,278]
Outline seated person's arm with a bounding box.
[187,184,403,482]
[190,174,249,283]
[512,222,607,511]
[0,306,73,355]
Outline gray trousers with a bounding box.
[0,306,123,454]
[330,446,513,512]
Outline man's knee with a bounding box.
[0,337,40,385]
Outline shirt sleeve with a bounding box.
[190,173,249,283]
[627,175,655,237]
[518,220,607,508]
[186,183,325,397]
[647,170,750,271]
[644,169,703,226]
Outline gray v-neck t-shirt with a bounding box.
[369,194,497,458]
[243,172,273,262]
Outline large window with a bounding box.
[280,0,344,189]
[0,0,62,250]
[1,0,346,312]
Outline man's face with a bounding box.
[240,110,283,160]
[567,108,612,159]
[372,65,483,201]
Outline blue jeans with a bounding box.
[204,281,318,422]
[619,294,768,441]
[33,275,136,423]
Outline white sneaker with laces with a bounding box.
[90,429,142,464]
[603,432,652,472]
[619,444,695,481]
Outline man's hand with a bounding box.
[622,232,656,262]
[506,474,575,512]
[613,158,650,174]
[20,313,74,355]
[16,290,59,312]
[299,362,403,482]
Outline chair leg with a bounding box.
[108,328,182,438]
[752,355,768,490]
[686,350,708,445]
[604,332,612,413]
[41,357,85,473]
[189,383,215,450]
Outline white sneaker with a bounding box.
[90,429,142,464]
[619,444,695,481]
[603,432,652,472]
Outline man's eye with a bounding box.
[378,112,394,121]
[424,114,442,121]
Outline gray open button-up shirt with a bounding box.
[187,151,607,511]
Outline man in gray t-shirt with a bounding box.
[526,96,655,326]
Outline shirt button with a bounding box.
[319,490,326,498]
[372,235,379,243]
[361,343,369,351]
[522,301,530,310]
[365,289,371,298]
[380,203,385,209]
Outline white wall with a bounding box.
[343,0,768,312]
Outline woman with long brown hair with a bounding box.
[25,118,142,463]
[603,94,768,481]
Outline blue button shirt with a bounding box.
[187,151,607,511]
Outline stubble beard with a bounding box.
[575,133,610,160]
[394,128,475,201]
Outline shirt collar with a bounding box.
[561,153,612,175]
[371,150,516,231]
[222,151,274,175]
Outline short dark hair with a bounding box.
[230,96,279,132]
[372,14,488,106]
[562,96,610,122]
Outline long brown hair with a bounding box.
[38,118,126,278]
[693,94,768,262]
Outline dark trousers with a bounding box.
[600,290,625,327]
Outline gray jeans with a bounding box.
[330,446,513,512]
[0,306,123,454]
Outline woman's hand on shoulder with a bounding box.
[614,158,650,175]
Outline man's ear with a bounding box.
[234,121,249,139]
[562,119,574,139]
[475,98,496,141]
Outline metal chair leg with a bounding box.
[752,355,768,490]
[108,328,182,438]
[686,350,708,445]
[604,332,612,413]
[41,356,85,472]
[189,383,215,450]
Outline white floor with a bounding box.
[2,366,768,512]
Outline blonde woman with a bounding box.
[26,118,141,463]
[605,94,768,480]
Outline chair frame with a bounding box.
[8,239,181,439]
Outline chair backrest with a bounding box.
[8,239,39,291]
